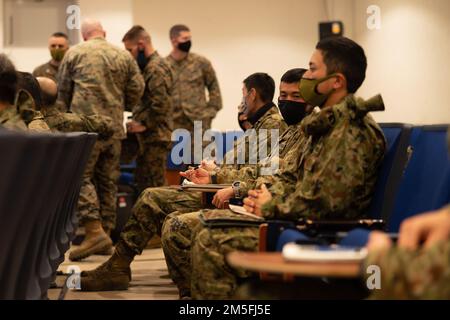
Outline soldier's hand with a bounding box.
[243,184,272,217]
[398,207,450,250]
[127,120,146,133]
[200,159,217,172]
[212,187,234,209]
[179,167,211,184]
[366,231,392,252]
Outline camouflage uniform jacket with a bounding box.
[165,53,222,123]
[32,60,59,82]
[215,122,302,195]
[57,37,145,139]
[261,94,386,221]
[133,51,173,143]
[212,104,288,183]
[0,105,28,131]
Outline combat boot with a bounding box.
[80,241,134,291]
[96,227,114,255]
[69,220,113,261]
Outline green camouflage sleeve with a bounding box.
[203,59,222,118]
[364,241,450,299]
[139,65,172,132]
[214,110,286,188]
[261,106,385,221]
[56,54,74,111]
[124,60,145,111]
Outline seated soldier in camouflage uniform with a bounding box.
[0,54,50,132]
[157,68,310,298]
[184,37,386,299]
[364,128,450,300]
[80,73,289,291]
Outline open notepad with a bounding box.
[228,204,265,221]
[282,243,368,263]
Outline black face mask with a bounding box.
[278,100,308,126]
[178,40,192,53]
[137,49,149,71]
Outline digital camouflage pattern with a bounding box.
[78,139,121,231]
[115,105,286,293]
[211,105,288,180]
[129,51,174,191]
[165,52,222,127]
[165,53,222,160]
[32,61,59,83]
[187,94,386,299]
[57,36,144,231]
[57,37,144,140]
[38,100,118,230]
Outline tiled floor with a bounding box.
[48,248,179,300]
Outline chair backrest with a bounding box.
[388,125,450,231]
[367,123,412,220]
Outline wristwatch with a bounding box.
[232,181,241,198]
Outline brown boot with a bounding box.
[96,227,114,255]
[80,242,134,291]
[69,220,113,261]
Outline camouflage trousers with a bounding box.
[121,133,171,193]
[78,138,121,231]
[161,211,203,297]
[120,187,202,256]
[161,208,260,299]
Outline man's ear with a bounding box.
[333,73,347,90]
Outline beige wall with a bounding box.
[0,0,133,72]
[1,0,449,128]
[354,0,450,124]
[132,0,355,130]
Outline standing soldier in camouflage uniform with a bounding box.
[364,129,450,300]
[186,37,386,299]
[33,32,70,83]
[165,24,222,164]
[121,25,174,192]
[57,19,145,261]
[79,73,287,291]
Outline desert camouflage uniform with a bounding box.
[32,61,59,83]
[188,94,386,299]
[122,51,174,192]
[165,53,222,163]
[57,36,144,231]
[117,106,285,273]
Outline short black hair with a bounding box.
[51,32,68,40]
[17,72,43,109]
[243,73,275,104]
[170,24,190,39]
[281,68,307,84]
[122,25,149,42]
[316,36,367,93]
[0,54,18,105]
